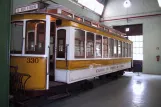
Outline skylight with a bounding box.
[78,0,104,15]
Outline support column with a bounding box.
[0,0,11,106]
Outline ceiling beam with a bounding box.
[100,0,108,21]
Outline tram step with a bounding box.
[47,93,70,100]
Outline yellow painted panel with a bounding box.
[61,21,132,44]
[56,58,132,70]
[11,14,46,21]
[56,60,67,69]
[113,58,132,64]
[10,56,47,90]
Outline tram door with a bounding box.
[49,22,56,81]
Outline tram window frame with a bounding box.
[125,43,128,57]
[109,38,114,58]
[95,35,102,58]
[118,41,122,57]
[124,43,127,57]
[75,29,85,58]
[86,32,94,58]
[57,29,66,58]
[130,44,133,57]
[114,40,118,57]
[122,42,125,57]
[11,21,24,54]
[25,20,46,55]
[128,44,131,57]
[103,37,108,58]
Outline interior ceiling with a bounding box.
[96,0,106,5]
[103,0,161,19]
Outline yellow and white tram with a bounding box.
[10,2,133,92]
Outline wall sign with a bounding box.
[15,3,39,13]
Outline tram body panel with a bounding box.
[55,61,132,84]
[56,58,131,70]
[55,58,132,83]
[11,14,46,21]
[10,56,47,90]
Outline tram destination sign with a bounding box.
[15,3,39,13]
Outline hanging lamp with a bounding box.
[158,0,161,7]
[123,0,131,8]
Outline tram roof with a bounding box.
[12,2,132,43]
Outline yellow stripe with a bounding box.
[11,14,46,21]
[56,58,132,70]
[61,20,132,44]
[10,56,47,90]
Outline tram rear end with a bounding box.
[10,14,56,93]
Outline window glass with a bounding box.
[49,22,55,56]
[118,41,122,57]
[109,38,114,58]
[57,29,66,58]
[125,43,128,57]
[122,42,125,57]
[25,20,46,54]
[114,40,118,57]
[128,35,143,60]
[75,29,85,58]
[128,44,130,57]
[86,32,94,58]
[11,21,23,54]
[103,37,108,58]
[96,35,102,57]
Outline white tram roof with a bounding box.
[14,2,128,39]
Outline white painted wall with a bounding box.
[102,0,161,74]
[103,0,161,20]
[12,0,100,21]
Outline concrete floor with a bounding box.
[43,72,161,107]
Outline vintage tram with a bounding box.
[10,2,133,94]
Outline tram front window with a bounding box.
[25,20,46,54]
[11,21,23,54]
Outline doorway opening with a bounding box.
[113,24,143,72]
[49,22,56,82]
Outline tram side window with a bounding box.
[25,20,46,54]
[75,29,85,58]
[11,21,23,54]
[122,42,125,57]
[130,44,133,57]
[96,35,102,58]
[114,40,118,57]
[57,29,66,58]
[118,41,122,57]
[128,44,131,57]
[86,32,94,58]
[109,38,114,58]
[103,37,108,58]
[125,43,128,57]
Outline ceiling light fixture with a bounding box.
[123,0,131,8]
[158,0,161,7]
[125,28,130,32]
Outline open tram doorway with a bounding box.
[49,22,56,81]
[113,24,143,73]
[49,21,67,87]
